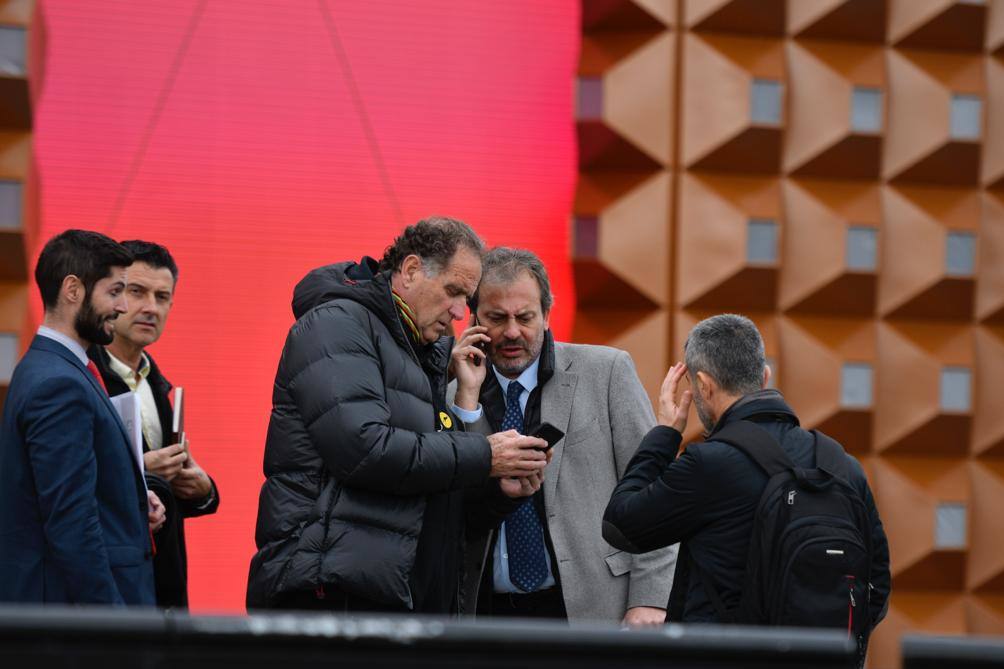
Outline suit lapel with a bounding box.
[541,344,576,503]
[33,337,141,476]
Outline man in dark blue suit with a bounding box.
[0,229,162,605]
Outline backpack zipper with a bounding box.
[846,575,856,638]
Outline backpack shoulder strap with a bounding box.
[811,430,851,480]
[711,419,794,477]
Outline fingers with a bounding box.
[678,389,693,418]
[513,436,548,451]
[661,362,687,398]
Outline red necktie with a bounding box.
[86,360,108,395]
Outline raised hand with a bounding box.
[450,324,491,410]
[657,362,693,433]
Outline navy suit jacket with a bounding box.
[0,335,155,605]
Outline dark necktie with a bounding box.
[502,380,549,592]
[86,360,108,395]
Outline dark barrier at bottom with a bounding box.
[903,634,1004,668]
[0,606,855,669]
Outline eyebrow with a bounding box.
[486,309,537,318]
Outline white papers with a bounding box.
[109,391,144,477]
[172,386,185,445]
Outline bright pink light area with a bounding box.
[33,0,578,611]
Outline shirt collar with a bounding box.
[37,326,88,367]
[493,354,541,398]
[106,348,151,385]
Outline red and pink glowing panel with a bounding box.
[32,0,578,611]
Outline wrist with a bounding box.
[455,386,480,411]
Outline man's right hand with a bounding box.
[450,324,491,410]
[143,443,188,481]
[657,362,692,433]
[488,430,549,478]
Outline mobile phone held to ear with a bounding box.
[472,337,488,367]
[467,296,488,367]
[530,422,565,450]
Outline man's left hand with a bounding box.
[500,471,543,499]
[171,453,212,500]
[147,490,167,533]
[622,606,667,628]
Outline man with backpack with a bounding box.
[602,314,890,661]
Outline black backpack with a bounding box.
[693,420,873,644]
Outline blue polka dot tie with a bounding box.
[502,380,549,592]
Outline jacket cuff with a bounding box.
[453,432,493,487]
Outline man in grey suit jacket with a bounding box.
[450,248,676,626]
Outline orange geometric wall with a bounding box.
[0,0,34,412]
[573,1,1004,667]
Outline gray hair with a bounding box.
[379,216,484,275]
[478,247,554,314]
[684,314,765,395]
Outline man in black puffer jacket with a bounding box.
[248,217,549,614]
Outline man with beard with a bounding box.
[602,314,889,653]
[89,240,219,608]
[248,217,548,613]
[450,248,677,625]
[0,229,162,605]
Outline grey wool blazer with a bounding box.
[452,341,678,623]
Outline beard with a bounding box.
[693,389,715,432]
[74,296,116,345]
[491,331,545,378]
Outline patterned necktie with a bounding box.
[86,360,109,395]
[503,380,549,592]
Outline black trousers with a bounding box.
[272,586,401,614]
[489,587,567,620]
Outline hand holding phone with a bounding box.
[530,422,565,451]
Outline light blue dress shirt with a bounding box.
[37,326,89,366]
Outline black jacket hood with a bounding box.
[291,256,386,319]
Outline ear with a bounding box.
[762,364,772,389]
[60,274,84,306]
[695,370,715,399]
[399,254,423,287]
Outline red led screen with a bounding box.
[31,0,578,611]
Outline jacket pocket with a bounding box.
[564,418,599,447]
[106,545,146,566]
[604,550,632,577]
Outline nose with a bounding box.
[114,293,128,314]
[448,299,466,321]
[140,294,158,313]
[503,319,521,340]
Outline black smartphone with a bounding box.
[468,295,488,367]
[530,422,565,450]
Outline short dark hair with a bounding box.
[120,239,179,284]
[35,229,133,311]
[684,314,765,396]
[379,216,484,275]
[478,247,554,314]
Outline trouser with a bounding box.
[489,586,567,620]
[272,586,401,614]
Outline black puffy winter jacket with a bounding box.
[247,258,495,610]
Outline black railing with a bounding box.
[0,606,856,669]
